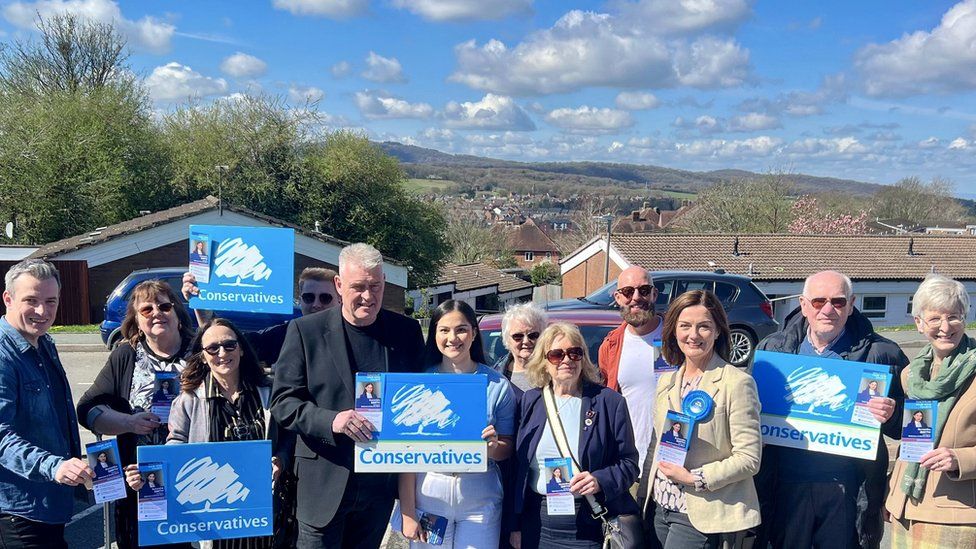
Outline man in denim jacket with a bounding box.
[0,260,92,548]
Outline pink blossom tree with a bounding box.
[788,195,869,235]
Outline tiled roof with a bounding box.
[30,196,351,258]
[437,263,534,294]
[506,218,560,253]
[608,233,976,281]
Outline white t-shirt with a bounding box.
[616,321,663,477]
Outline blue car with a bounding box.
[100,267,301,349]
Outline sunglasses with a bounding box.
[616,285,654,299]
[203,340,239,356]
[510,331,540,343]
[138,302,175,318]
[300,292,334,306]
[546,347,585,365]
[806,296,849,310]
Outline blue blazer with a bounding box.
[511,382,639,531]
[902,421,930,438]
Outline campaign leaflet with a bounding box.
[151,372,180,424]
[355,373,383,436]
[418,512,448,546]
[900,400,938,463]
[137,462,167,521]
[188,232,211,284]
[658,411,693,466]
[86,439,126,504]
[850,371,893,428]
[544,457,575,516]
[653,339,678,384]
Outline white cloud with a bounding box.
[219,52,267,78]
[545,106,634,132]
[738,74,847,118]
[354,90,433,119]
[392,0,531,21]
[2,0,175,53]
[617,0,753,35]
[272,0,367,18]
[675,135,782,157]
[443,93,536,130]
[450,9,750,95]
[464,131,533,147]
[615,91,660,110]
[729,112,780,131]
[289,85,324,104]
[949,137,970,149]
[673,114,722,135]
[331,61,351,78]
[855,0,976,96]
[362,51,407,83]
[919,136,941,149]
[784,136,867,156]
[144,62,228,102]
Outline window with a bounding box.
[675,279,714,295]
[861,296,887,319]
[654,279,674,309]
[713,282,739,304]
[524,251,534,261]
[906,296,913,316]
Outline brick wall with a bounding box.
[560,251,621,298]
[87,239,406,322]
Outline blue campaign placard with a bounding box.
[137,441,272,546]
[753,350,892,460]
[355,373,489,473]
[187,225,294,315]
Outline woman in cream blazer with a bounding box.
[645,290,762,548]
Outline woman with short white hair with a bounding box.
[496,303,549,393]
[886,273,976,547]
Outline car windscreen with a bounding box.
[481,324,617,369]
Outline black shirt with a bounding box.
[246,322,289,367]
[342,315,388,373]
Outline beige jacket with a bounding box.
[648,353,762,534]
[886,359,976,524]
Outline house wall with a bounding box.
[513,250,560,270]
[754,279,976,328]
[561,251,622,298]
[88,240,404,322]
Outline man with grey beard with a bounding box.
[598,266,664,497]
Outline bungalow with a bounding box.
[560,233,976,327]
[28,196,410,322]
[408,262,534,314]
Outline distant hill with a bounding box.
[378,141,887,197]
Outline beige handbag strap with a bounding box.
[542,385,605,518]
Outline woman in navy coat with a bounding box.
[509,322,639,549]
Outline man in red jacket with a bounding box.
[598,266,664,497]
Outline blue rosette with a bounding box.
[682,390,714,422]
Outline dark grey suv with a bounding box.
[542,270,778,365]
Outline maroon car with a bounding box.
[479,309,624,369]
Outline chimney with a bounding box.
[908,237,915,256]
[632,211,640,222]
[732,236,740,257]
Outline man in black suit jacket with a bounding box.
[271,243,424,549]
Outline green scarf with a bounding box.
[900,334,976,501]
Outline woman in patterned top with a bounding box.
[647,290,762,549]
[77,280,195,549]
[126,318,282,549]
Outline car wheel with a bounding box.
[729,327,755,366]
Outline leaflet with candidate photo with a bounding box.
[137,462,167,521]
[543,457,575,516]
[900,399,938,463]
[355,373,383,436]
[658,411,693,466]
[86,439,126,504]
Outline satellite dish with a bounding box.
[3,222,11,239]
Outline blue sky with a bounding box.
[2,0,976,193]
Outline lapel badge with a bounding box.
[584,409,595,427]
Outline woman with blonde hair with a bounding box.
[510,322,640,548]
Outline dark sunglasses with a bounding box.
[616,285,654,299]
[546,347,585,365]
[203,340,239,356]
[138,302,175,318]
[807,296,848,310]
[510,331,540,343]
[300,292,334,305]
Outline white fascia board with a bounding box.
[559,238,629,275]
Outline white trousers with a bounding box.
[411,467,503,549]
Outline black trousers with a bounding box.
[769,482,859,549]
[0,513,66,549]
[296,479,393,549]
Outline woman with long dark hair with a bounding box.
[398,300,516,547]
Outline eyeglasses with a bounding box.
[806,296,848,310]
[616,285,654,299]
[138,302,175,318]
[546,347,584,365]
[510,331,540,343]
[921,314,965,328]
[203,340,239,356]
[300,292,334,305]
